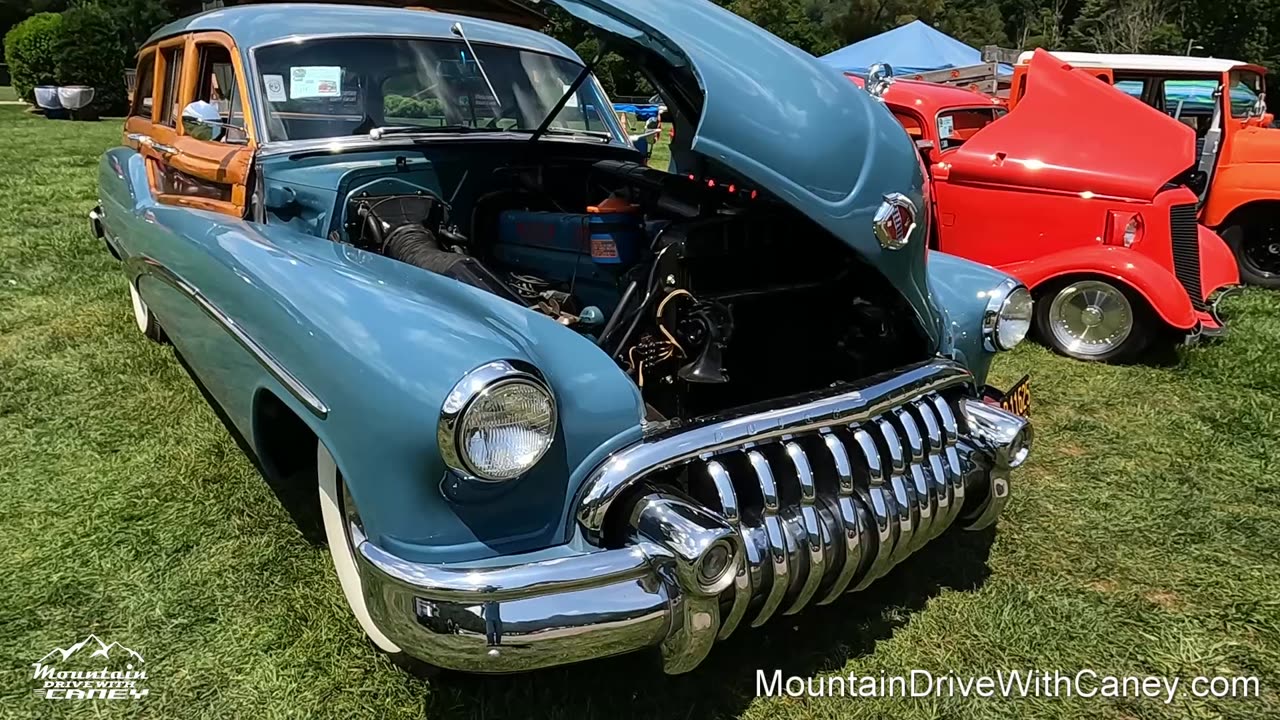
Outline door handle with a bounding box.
[126,133,182,157]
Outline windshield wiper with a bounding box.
[369,125,491,140]
[530,48,602,142]
[539,127,612,141]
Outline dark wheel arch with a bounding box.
[1219,201,1280,288]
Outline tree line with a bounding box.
[2,0,1275,96]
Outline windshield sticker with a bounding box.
[290,66,342,99]
[561,83,579,107]
[938,114,955,138]
[263,74,287,102]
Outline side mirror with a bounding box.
[866,62,895,99]
[181,100,242,142]
[1251,92,1268,120]
[630,128,660,152]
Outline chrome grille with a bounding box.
[1170,203,1206,311]
[678,390,970,639]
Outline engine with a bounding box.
[343,159,929,422]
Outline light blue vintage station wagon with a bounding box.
[91,0,1034,674]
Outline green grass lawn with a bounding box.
[0,86,17,102]
[2,104,1279,719]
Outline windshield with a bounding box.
[252,37,626,143]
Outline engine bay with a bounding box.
[339,155,929,421]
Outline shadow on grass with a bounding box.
[418,527,995,719]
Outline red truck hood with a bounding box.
[943,49,1195,202]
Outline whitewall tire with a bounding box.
[317,442,403,654]
[129,281,166,343]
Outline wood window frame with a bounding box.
[125,32,259,216]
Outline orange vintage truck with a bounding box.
[1007,52,1280,287]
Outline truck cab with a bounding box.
[1011,52,1279,288]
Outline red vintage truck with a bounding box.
[1007,52,1280,288]
[852,50,1239,361]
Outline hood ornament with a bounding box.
[866,62,895,99]
[873,193,917,250]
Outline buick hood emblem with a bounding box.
[873,193,918,250]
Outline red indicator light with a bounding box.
[728,184,736,193]
[687,174,696,180]
[707,179,716,188]
[750,190,758,199]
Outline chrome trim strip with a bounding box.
[747,450,792,628]
[912,399,954,530]
[850,427,896,590]
[125,256,330,419]
[931,394,966,517]
[817,433,866,604]
[781,441,826,615]
[705,461,751,640]
[577,360,973,541]
[878,418,917,565]
[894,408,935,548]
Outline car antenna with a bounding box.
[450,22,502,109]
[530,47,603,142]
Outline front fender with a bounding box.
[155,213,644,564]
[926,251,1014,386]
[1198,224,1240,297]
[1002,245,1197,330]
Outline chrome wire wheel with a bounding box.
[1047,280,1134,357]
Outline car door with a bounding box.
[119,33,271,438]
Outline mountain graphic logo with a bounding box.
[37,635,144,665]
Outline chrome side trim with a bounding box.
[124,256,330,419]
[576,360,973,542]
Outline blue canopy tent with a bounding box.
[821,20,995,76]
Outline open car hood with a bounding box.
[543,0,939,344]
[944,49,1195,202]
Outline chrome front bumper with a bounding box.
[355,360,1031,674]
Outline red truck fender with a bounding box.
[1000,245,1197,330]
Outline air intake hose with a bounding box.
[383,223,527,306]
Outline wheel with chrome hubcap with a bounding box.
[317,443,440,677]
[128,282,167,343]
[1036,279,1151,361]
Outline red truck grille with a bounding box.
[1169,203,1206,311]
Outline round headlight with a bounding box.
[985,282,1033,351]
[439,362,557,482]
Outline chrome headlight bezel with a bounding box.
[438,360,558,483]
[983,279,1033,352]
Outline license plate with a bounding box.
[998,375,1031,418]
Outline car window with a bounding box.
[892,110,924,139]
[936,108,1004,150]
[131,51,156,119]
[253,36,625,144]
[159,46,185,127]
[192,44,248,144]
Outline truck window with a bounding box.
[936,108,1004,150]
[1228,70,1265,118]
[1114,79,1145,100]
